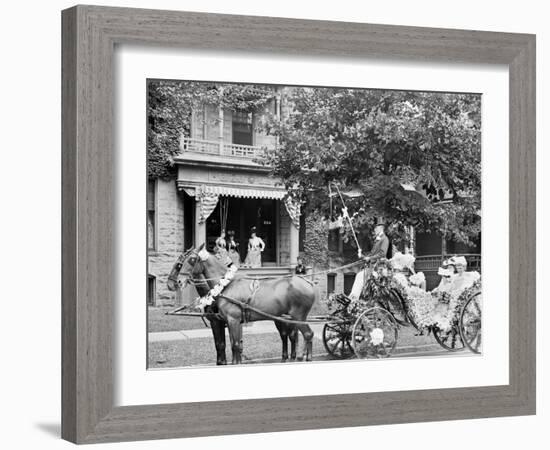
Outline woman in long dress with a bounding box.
[227,230,240,266]
[244,227,265,268]
[214,229,228,261]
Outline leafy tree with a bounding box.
[147,81,275,179]
[260,87,481,248]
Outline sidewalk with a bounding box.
[149,321,325,342]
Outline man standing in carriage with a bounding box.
[349,218,391,300]
[362,218,391,263]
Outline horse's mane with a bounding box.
[199,248,232,280]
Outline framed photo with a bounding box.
[62,5,536,444]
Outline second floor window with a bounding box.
[232,110,253,146]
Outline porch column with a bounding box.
[218,88,224,154]
[289,222,299,266]
[195,199,206,247]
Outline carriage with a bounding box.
[321,259,482,359]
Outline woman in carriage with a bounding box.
[390,251,426,290]
[433,255,480,298]
[446,256,480,296]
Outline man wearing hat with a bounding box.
[363,218,390,263]
[349,218,390,300]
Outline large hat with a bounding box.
[375,217,386,226]
[390,252,415,271]
[444,255,459,267]
[454,256,468,267]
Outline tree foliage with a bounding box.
[260,88,482,247]
[147,81,275,179]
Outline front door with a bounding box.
[205,197,277,265]
[256,199,276,264]
[240,198,277,265]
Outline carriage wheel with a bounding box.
[432,322,465,351]
[459,292,482,354]
[322,320,355,359]
[352,307,399,359]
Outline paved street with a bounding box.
[148,320,466,369]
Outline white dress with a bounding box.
[448,271,481,298]
[244,236,265,268]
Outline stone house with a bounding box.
[147,87,303,306]
[147,87,480,306]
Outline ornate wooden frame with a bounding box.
[62,5,536,443]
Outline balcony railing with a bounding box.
[414,253,481,291]
[180,137,267,160]
[414,253,481,272]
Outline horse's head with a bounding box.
[187,243,207,279]
[166,246,197,291]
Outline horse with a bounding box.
[167,250,228,365]
[168,245,317,364]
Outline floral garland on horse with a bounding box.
[195,260,238,310]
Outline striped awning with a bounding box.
[200,185,286,200]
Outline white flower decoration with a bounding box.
[370,328,385,345]
[196,264,238,307]
[198,249,210,261]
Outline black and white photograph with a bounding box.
[146,80,483,368]
[2,0,545,447]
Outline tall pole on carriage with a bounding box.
[331,182,363,258]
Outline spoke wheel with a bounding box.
[352,307,398,359]
[432,322,465,351]
[322,320,354,359]
[459,292,482,354]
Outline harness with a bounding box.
[242,279,261,323]
[175,247,363,325]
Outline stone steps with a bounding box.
[238,266,294,278]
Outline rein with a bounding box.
[217,294,331,326]
[185,259,365,284]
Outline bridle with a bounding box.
[167,247,201,287]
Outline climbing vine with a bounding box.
[303,210,329,269]
[147,80,276,179]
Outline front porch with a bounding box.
[175,135,302,268]
[179,191,300,268]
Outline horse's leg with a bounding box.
[274,322,289,362]
[296,324,314,362]
[227,317,243,364]
[289,326,299,361]
[210,318,226,365]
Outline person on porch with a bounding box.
[214,229,228,261]
[227,230,241,266]
[244,226,265,268]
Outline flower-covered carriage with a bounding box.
[322,257,482,359]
